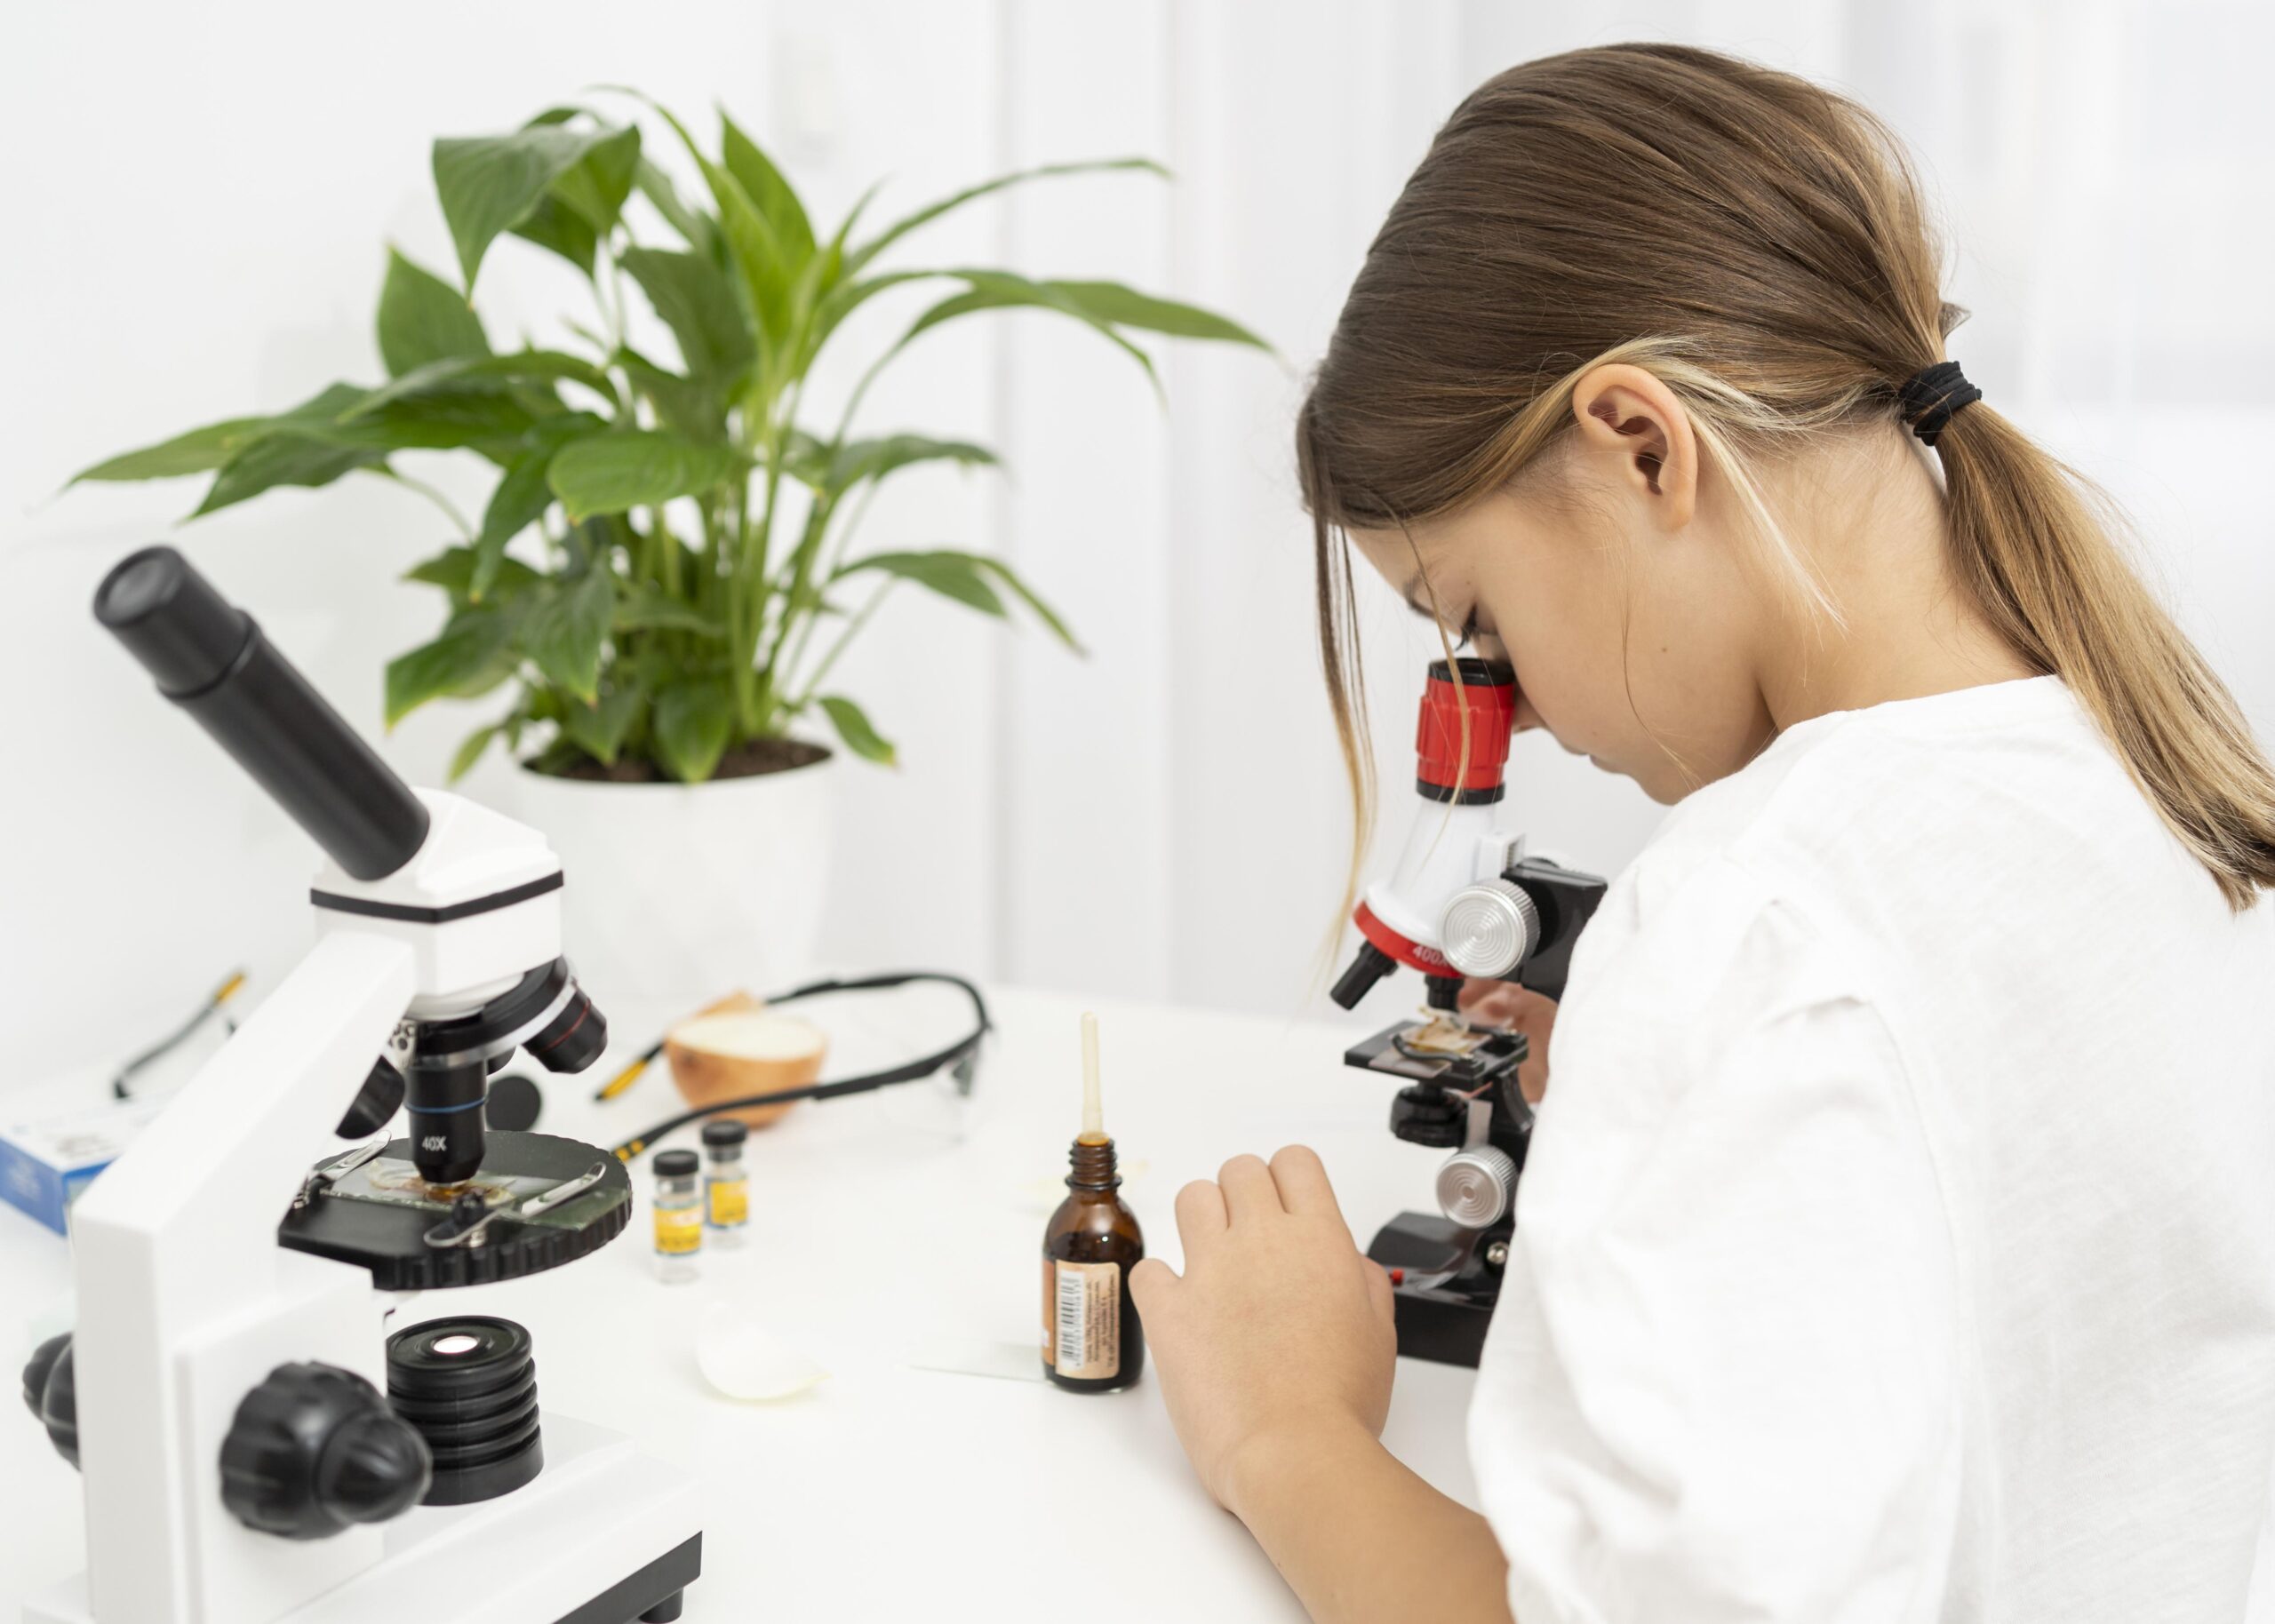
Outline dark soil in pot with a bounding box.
[529,737,833,784]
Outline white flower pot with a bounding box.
[506,750,840,1013]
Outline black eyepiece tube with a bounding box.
[94,545,430,881]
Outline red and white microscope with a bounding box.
[1330,657,1608,1367]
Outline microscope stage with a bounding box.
[277,1130,632,1290]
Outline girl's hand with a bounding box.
[1457,979,1559,1103]
[1130,1146,1397,1517]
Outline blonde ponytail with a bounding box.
[1932,402,2275,910]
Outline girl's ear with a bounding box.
[1569,363,1699,530]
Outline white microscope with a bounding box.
[19,546,700,1622]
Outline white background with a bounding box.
[4,0,2271,1084]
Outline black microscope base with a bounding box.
[558,1532,701,1624]
[1389,1282,1494,1367]
[1368,1211,1499,1368]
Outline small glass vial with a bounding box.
[651,1149,702,1283]
[701,1118,750,1247]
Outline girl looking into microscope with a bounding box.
[1130,44,2275,1624]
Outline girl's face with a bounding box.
[1345,362,2028,805]
[1347,386,1780,805]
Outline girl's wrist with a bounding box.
[1220,1413,1385,1527]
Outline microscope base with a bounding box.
[27,1413,700,1624]
[1368,1210,1500,1368]
[1388,1279,1495,1367]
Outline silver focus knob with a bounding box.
[1435,1145,1519,1229]
[1440,878,1541,979]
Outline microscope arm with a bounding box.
[66,927,416,1622]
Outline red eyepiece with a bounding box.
[1416,658,1515,793]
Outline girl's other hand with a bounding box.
[1457,979,1558,1103]
[1130,1146,1397,1517]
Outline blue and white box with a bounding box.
[0,1096,163,1236]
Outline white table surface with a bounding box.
[1,983,1479,1621]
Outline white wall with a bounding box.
[5,1,2270,1084]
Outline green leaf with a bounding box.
[507,192,599,276]
[834,549,1081,649]
[653,680,734,782]
[331,386,540,454]
[966,553,1082,650]
[834,550,1005,617]
[76,380,370,486]
[1050,280,1270,347]
[448,722,501,782]
[385,611,515,727]
[902,270,1156,385]
[559,680,645,766]
[810,267,945,355]
[433,125,620,291]
[619,246,754,384]
[788,179,877,330]
[347,350,617,417]
[376,249,491,378]
[818,694,896,766]
[72,415,275,482]
[616,347,725,442]
[548,431,741,519]
[639,100,792,345]
[404,545,540,600]
[193,433,387,519]
[719,113,814,273]
[613,583,723,638]
[710,168,793,345]
[846,158,1167,278]
[272,381,376,425]
[634,157,722,260]
[824,434,998,497]
[550,123,643,235]
[472,448,558,598]
[516,567,616,701]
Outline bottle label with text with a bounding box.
[1049,1259,1121,1380]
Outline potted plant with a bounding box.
[75,93,1266,1004]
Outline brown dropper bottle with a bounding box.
[1042,1011,1145,1392]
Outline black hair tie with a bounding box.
[1896,360,1982,448]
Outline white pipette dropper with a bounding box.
[1080,1010,1106,1142]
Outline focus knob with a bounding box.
[1435,1145,1519,1229]
[220,1362,430,1540]
[1440,878,1541,980]
[20,1333,77,1468]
